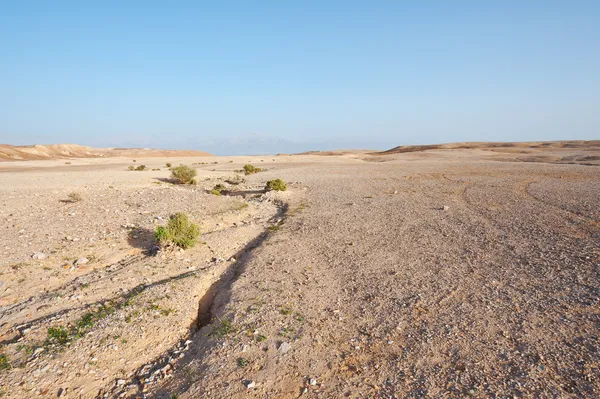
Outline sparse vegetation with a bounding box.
[127,164,147,171]
[243,164,263,175]
[67,191,83,202]
[170,165,197,184]
[211,184,227,196]
[210,318,236,337]
[166,162,172,167]
[155,213,200,249]
[266,179,287,191]
[237,357,249,367]
[0,354,10,370]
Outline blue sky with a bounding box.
[1,1,598,155]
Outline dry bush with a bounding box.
[155,213,200,249]
[170,165,197,184]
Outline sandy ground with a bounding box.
[0,149,599,398]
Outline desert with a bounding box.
[0,141,598,398]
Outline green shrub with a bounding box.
[210,189,221,196]
[265,179,287,192]
[170,165,197,184]
[155,213,200,249]
[47,326,70,345]
[128,165,135,171]
[243,164,263,175]
[135,165,147,171]
[166,162,172,168]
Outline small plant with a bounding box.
[265,179,287,192]
[155,213,200,249]
[0,354,10,370]
[47,326,70,345]
[135,165,147,171]
[243,164,263,175]
[210,318,236,337]
[128,165,135,171]
[65,161,71,165]
[211,184,227,196]
[255,334,267,342]
[170,165,197,184]
[166,162,172,168]
[66,192,83,203]
[237,357,249,368]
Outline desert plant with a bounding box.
[67,192,83,202]
[265,179,287,192]
[166,162,172,168]
[155,213,200,249]
[135,165,147,171]
[128,165,135,171]
[211,184,227,196]
[243,164,263,175]
[170,165,197,184]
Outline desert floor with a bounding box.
[0,148,599,398]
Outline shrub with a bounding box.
[155,213,200,249]
[166,162,172,168]
[211,184,227,196]
[67,192,83,202]
[128,165,135,171]
[243,164,263,175]
[265,179,287,192]
[135,165,147,171]
[170,165,197,184]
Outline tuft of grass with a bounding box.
[265,179,287,192]
[135,165,147,171]
[210,189,221,196]
[280,305,293,315]
[237,357,249,368]
[243,164,263,175]
[255,334,267,342]
[170,165,197,184]
[67,192,83,202]
[166,162,172,168]
[210,318,236,338]
[155,213,200,249]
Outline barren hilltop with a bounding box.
[0,144,212,162]
[0,142,598,398]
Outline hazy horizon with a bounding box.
[1,2,599,155]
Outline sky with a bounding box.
[1,1,599,155]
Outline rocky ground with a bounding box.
[0,149,599,398]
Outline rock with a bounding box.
[243,380,256,389]
[33,347,45,356]
[442,205,449,211]
[75,257,89,265]
[32,252,46,260]
[309,378,317,386]
[278,342,292,354]
[117,379,126,386]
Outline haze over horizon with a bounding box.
[1,2,599,155]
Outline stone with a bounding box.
[278,342,292,354]
[75,257,89,265]
[32,252,46,260]
[442,205,449,211]
[309,378,317,386]
[243,380,256,389]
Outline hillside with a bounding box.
[0,144,212,161]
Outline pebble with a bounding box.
[32,252,46,260]
[244,380,256,389]
[309,378,317,386]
